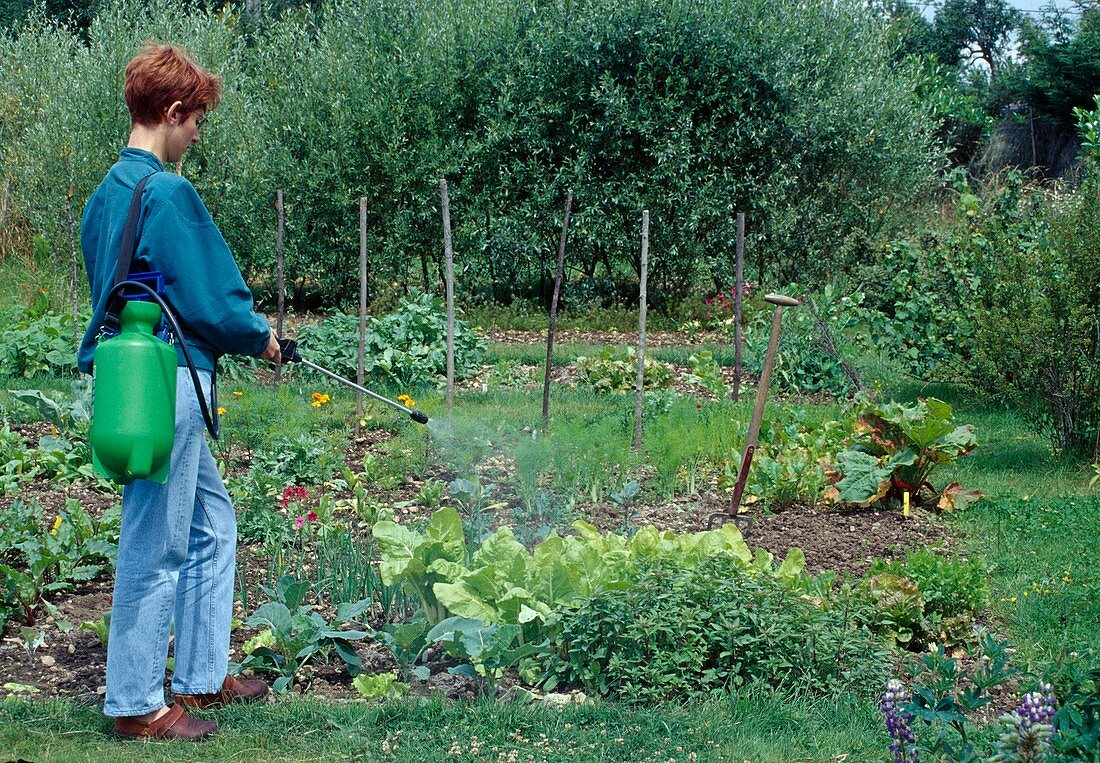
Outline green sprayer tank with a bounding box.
[90,300,176,484]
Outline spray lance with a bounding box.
[276,338,429,425]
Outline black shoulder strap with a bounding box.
[102,173,155,330]
[113,173,155,291]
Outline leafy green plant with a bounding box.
[900,632,1018,761]
[251,431,343,487]
[542,556,886,702]
[608,479,641,534]
[8,377,92,436]
[232,576,371,693]
[0,307,83,377]
[366,620,432,683]
[352,672,408,700]
[79,613,111,647]
[417,478,445,509]
[867,548,986,629]
[829,397,979,508]
[427,616,544,697]
[19,626,44,661]
[680,350,728,399]
[295,292,486,388]
[574,346,674,392]
[449,476,503,552]
[0,498,118,627]
[1051,665,1100,758]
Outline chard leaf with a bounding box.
[372,521,425,585]
[434,568,501,624]
[424,507,466,565]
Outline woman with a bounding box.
[78,42,280,741]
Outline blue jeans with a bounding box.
[104,367,236,717]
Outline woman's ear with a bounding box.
[164,100,185,126]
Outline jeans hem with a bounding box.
[104,700,166,719]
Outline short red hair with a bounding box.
[124,42,221,126]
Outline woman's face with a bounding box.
[165,107,204,164]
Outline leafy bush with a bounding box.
[969,168,1100,461]
[251,431,344,487]
[295,292,486,388]
[0,306,82,378]
[542,556,887,702]
[574,346,674,392]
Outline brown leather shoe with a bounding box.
[113,704,218,741]
[175,674,270,710]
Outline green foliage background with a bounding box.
[0,0,943,308]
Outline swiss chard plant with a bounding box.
[827,397,980,509]
[0,498,118,627]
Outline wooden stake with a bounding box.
[274,190,286,382]
[65,186,79,350]
[542,190,573,424]
[732,212,744,401]
[357,197,368,431]
[441,179,455,410]
[632,210,649,452]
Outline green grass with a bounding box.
[0,690,887,762]
[951,495,1100,674]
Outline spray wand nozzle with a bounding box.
[277,338,429,425]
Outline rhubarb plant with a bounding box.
[828,397,980,509]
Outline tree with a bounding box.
[932,0,1021,80]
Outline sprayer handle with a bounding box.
[277,337,302,363]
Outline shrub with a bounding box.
[969,171,1100,461]
[542,556,887,702]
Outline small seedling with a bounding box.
[20,627,45,661]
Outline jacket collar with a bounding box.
[119,147,164,172]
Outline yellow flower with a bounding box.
[217,406,227,415]
[310,392,330,408]
[1010,596,1018,603]
[233,390,243,397]
[50,516,62,535]
[398,394,416,408]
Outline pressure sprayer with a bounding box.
[275,338,429,426]
[89,173,220,485]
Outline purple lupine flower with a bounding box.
[881,679,920,763]
[991,683,1058,762]
[1016,683,1057,729]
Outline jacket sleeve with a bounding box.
[140,175,270,358]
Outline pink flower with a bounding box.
[306,511,318,522]
[294,516,305,528]
[704,297,713,305]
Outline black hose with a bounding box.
[104,281,219,440]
